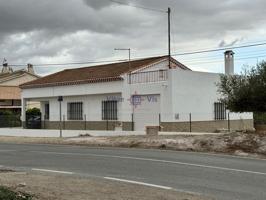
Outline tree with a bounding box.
[218,61,266,113]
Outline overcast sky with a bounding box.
[0,0,266,75]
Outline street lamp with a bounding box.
[58,96,63,138]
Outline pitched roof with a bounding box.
[0,86,21,100]
[0,69,39,84]
[20,55,190,89]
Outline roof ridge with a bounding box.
[62,55,167,72]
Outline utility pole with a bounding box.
[114,48,131,80]
[167,7,171,68]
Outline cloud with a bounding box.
[0,0,266,75]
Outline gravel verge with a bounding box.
[0,172,214,200]
[0,132,265,158]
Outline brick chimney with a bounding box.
[224,50,234,75]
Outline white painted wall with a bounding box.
[39,93,122,121]
[22,81,123,98]
[169,69,253,122]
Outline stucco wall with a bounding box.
[38,94,122,122]
[169,69,253,122]
[0,74,38,86]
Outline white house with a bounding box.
[20,54,253,132]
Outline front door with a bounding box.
[133,94,160,131]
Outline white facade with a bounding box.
[21,59,253,131]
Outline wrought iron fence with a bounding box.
[129,69,168,84]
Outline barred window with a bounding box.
[214,102,226,120]
[102,101,118,120]
[67,102,83,120]
[44,103,49,120]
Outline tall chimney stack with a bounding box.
[27,63,35,74]
[1,59,13,73]
[224,50,234,75]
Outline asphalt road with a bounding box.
[0,143,266,200]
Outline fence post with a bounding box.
[63,115,65,130]
[189,113,192,132]
[43,115,46,129]
[131,113,134,131]
[159,113,161,131]
[84,114,86,130]
[228,112,230,132]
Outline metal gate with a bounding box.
[26,113,42,129]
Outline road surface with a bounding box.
[0,143,265,200]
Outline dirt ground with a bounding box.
[0,172,213,200]
[0,132,266,158]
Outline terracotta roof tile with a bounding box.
[21,56,189,89]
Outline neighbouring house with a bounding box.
[20,53,253,132]
[0,62,40,113]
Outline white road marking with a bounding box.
[104,177,172,190]
[32,168,74,174]
[31,150,266,176]
[0,150,16,152]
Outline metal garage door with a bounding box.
[133,94,160,131]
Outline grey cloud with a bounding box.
[0,0,266,75]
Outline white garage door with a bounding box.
[133,94,160,131]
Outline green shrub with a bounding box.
[254,112,266,125]
[0,186,32,200]
[26,108,41,116]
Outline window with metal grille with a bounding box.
[44,103,49,120]
[214,102,226,120]
[67,102,83,120]
[102,101,118,120]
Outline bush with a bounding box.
[254,112,266,125]
[26,108,41,116]
[0,186,33,200]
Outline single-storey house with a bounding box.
[20,53,253,132]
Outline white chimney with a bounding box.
[1,60,13,74]
[224,50,234,75]
[27,63,35,74]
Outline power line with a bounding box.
[109,0,167,13]
[172,42,266,56]
[10,59,128,67]
[8,42,266,68]
[178,50,266,62]
[183,54,266,65]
